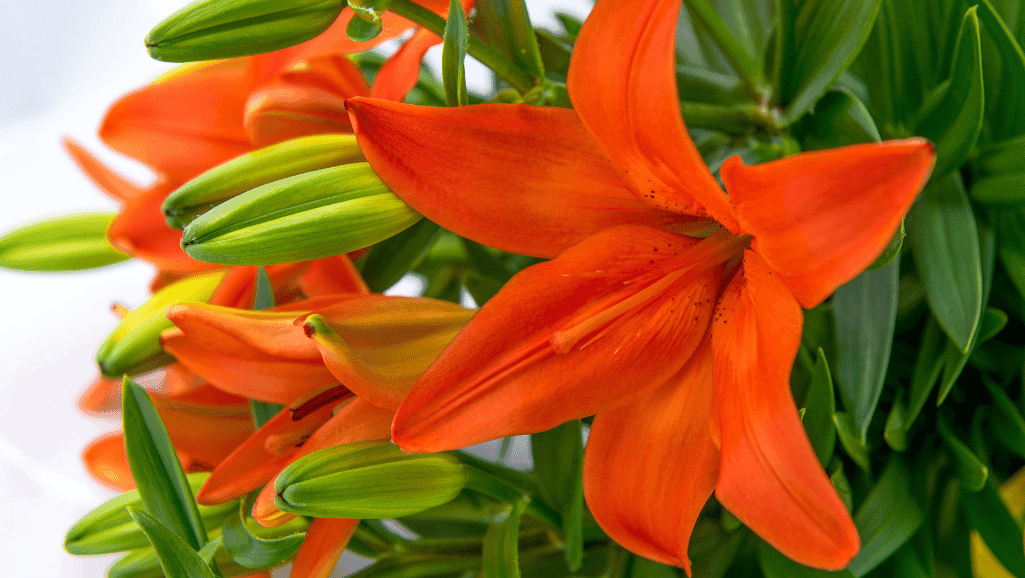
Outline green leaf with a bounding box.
[346,3,383,42]
[108,548,163,578]
[482,501,526,578]
[0,212,129,271]
[998,210,1025,302]
[971,172,1025,210]
[181,164,422,266]
[935,307,1006,405]
[360,219,442,292]
[975,133,1025,177]
[442,0,469,107]
[936,413,988,491]
[883,396,908,452]
[833,256,899,435]
[905,316,947,428]
[781,0,884,122]
[531,420,584,570]
[832,412,870,472]
[802,348,837,466]
[65,473,234,556]
[848,456,924,577]
[915,7,984,177]
[221,494,307,569]
[461,271,506,306]
[984,378,1025,459]
[248,267,284,430]
[474,0,545,79]
[829,460,854,512]
[122,378,208,550]
[145,0,346,62]
[127,508,217,578]
[963,477,1025,577]
[759,539,855,578]
[978,0,1025,139]
[907,172,982,352]
[869,222,903,270]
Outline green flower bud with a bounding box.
[274,441,468,519]
[145,0,347,63]
[0,212,129,272]
[181,163,422,266]
[162,134,365,229]
[96,270,227,378]
[65,473,235,556]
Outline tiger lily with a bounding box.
[345,0,935,571]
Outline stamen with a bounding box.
[289,383,351,420]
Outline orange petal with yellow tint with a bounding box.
[711,251,859,570]
[393,225,721,452]
[290,517,359,578]
[100,60,253,180]
[252,397,393,527]
[301,255,369,297]
[567,0,737,229]
[347,98,692,259]
[63,139,143,201]
[303,296,473,411]
[584,342,718,574]
[161,328,336,404]
[83,433,136,491]
[79,376,121,415]
[370,28,441,102]
[198,384,351,505]
[720,138,935,308]
[152,385,254,471]
[166,303,322,359]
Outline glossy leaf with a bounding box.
[360,219,442,292]
[915,7,984,177]
[181,164,422,265]
[937,413,988,492]
[802,348,837,466]
[759,539,855,578]
[145,0,346,62]
[847,456,924,577]
[442,0,468,106]
[907,172,982,352]
[782,0,884,122]
[475,0,545,79]
[833,256,899,435]
[127,508,217,578]
[122,378,208,550]
[530,420,584,570]
[221,495,307,569]
[963,477,1025,577]
[482,501,526,578]
[0,212,129,271]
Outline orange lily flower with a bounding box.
[345,0,935,571]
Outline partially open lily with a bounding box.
[346,0,935,571]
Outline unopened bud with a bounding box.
[0,212,128,272]
[162,134,364,229]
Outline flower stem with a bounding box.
[387,0,537,93]
[463,466,563,531]
[683,0,769,102]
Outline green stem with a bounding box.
[684,0,769,102]
[464,467,563,531]
[387,0,537,93]
[680,101,782,135]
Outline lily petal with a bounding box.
[197,384,351,505]
[151,385,254,471]
[712,251,859,569]
[720,138,934,308]
[252,397,393,527]
[303,296,473,411]
[63,139,143,201]
[83,433,136,491]
[79,375,122,416]
[393,225,721,452]
[370,28,441,102]
[99,60,253,180]
[300,255,370,297]
[166,303,323,359]
[584,343,718,574]
[567,0,737,229]
[346,98,691,258]
[290,517,359,578]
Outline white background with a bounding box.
[0,1,590,576]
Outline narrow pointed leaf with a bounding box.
[221,495,307,569]
[800,90,881,150]
[936,308,1006,405]
[907,172,982,352]
[360,219,442,292]
[250,271,284,430]
[915,7,984,177]
[530,420,584,570]
[936,413,988,492]
[122,378,208,550]
[0,212,129,271]
[978,0,1025,139]
[833,257,899,435]
[832,412,870,472]
[482,501,525,578]
[759,540,855,578]
[145,0,347,62]
[847,456,923,577]
[998,211,1025,302]
[127,508,217,578]
[475,0,545,79]
[802,348,837,466]
[182,164,422,265]
[905,316,946,428]
[442,0,468,106]
[985,378,1025,459]
[883,396,908,452]
[163,134,364,229]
